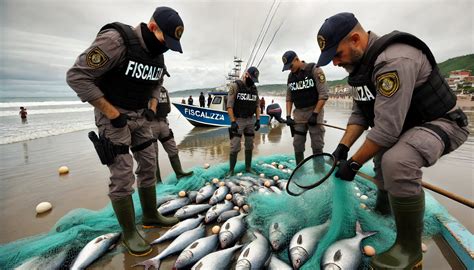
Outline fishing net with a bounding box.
[0,154,448,269]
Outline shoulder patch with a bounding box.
[376,71,400,97]
[86,47,109,69]
[317,72,326,83]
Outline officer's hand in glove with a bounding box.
[307,112,318,126]
[332,143,349,162]
[231,121,239,133]
[335,158,361,181]
[110,113,128,128]
[254,119,260,131]
[142,109,155,122]
[286,116,296,126]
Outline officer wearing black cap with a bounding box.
[282,50,329,165]
[316,12,469,269]
[226,66,261,176]
[66,6,185,256]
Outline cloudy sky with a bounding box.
[0,0,472,97]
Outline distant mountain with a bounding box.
[169,54,473,97]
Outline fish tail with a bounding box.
[132,258,160,270]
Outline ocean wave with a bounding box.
[0,107,93,117]
[0,100,83,108]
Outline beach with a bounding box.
[0,97,472,269]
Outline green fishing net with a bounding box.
[0,154,448,269]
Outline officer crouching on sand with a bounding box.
[316,13,469,269]
[66,6,184,256]
[227,66,261,176]
[151,86,193,181]
[282,50,329,165]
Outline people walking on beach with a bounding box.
[282,50,329,165]
[259,97,265,114]
[207,93,212,107]
[152,86,193,181]
[226,66,261,176]
[66,6,184,256]
[19,107,27,120]
[199,92,205,107]
[188,95,193,105]
[316,12,469,269]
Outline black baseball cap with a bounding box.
[153,7,184,53]
[247,66,260,83]
[316,12,358,66]
[281,50,297,71]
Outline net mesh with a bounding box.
[0,154,448,269]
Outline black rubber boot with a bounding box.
[155,160,162,183]
[138,186,179,229]
[370,191,425,270]
[169,155,193,179]
[245,150,257,174]
[295,152,304,166]
[111,196,152,257]
[374,189,392,216]
[226,152,238,177]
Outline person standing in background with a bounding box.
[207,93,212,107]
[188,95,193,105]
[19,107,28,121]
[199,92,205,107]
[259,97,265,114]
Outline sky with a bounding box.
[0,0,473,97]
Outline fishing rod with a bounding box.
[256,19,285,68]
[290,121,474,208]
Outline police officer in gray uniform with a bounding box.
[227,66,261,176]
[151,86,193,181]
[282,50,329,165]
[66,7,184,256]
[316,13,469,269]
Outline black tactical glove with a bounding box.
[231,121,239,133]
[110,113,128,128]
[286,116,296,126]
[254,119,260,131]
[307,112,318,126]
[332,143,349,162]
[142,109,155,122]
[335,158,361,181]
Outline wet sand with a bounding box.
[0,98,472,269]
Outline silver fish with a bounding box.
[268,254,292,270]
[15,248,69,270]
[277,180,288,190]
[174,234,219,269]
[269,214,297,251]
[134,225,206,270]
[191,245,243,270]
[217,210,240,223]
[156,194,178,207]
[226,181,243,194]
[232,193,247,207]
[195,185,216,203]
[158,197,190,215]
[209,186,229,205]
[219,214,247,248]
[204,200,234,223]
[235,231,271,270]
[151,215,204,245]
[187,191,198,203]
[322,221,377,270]
[289,220,330,269]
[70,232,120,270]
[270,186,282,194]
[174,204,212,220]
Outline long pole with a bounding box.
[318,122,474,208]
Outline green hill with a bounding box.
[438,54,474,77]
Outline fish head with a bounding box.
[235,259,251,270]
[269,222,285,251]
[195,194,204,203]
[219,231,234,248]
[205,212,217,223]
[175,250,194,269]
[209,197,217,204]
[290,246,309,269]
[322,263,342,270]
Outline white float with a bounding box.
[211,225,221,234]
[58,166,69,175]
[203,163,210,169]
[363,245,376,256]
[273,175,279,181]
[360,195,368,200]
[36,202,52,214]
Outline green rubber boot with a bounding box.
[295,152,304,166]
[111,196,152,257]
[374,189,392,216]
[169,155,194,179]
[245,150,257,174]
[370,191,425,270]
[138,186,179,229]
[226,152,238,177]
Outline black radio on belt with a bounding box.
[444,109,468,128]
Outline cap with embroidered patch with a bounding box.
[153,6,184,53]
[281,50,297,71]
[316,12,358,66]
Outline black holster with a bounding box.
[228,128,241,140]
[88,131,129,165]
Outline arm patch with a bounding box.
[86,47,109,68]
[318,72,326,83]
[376,71,400,97]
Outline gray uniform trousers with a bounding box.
[230,117,255,153]
[151,118,179,158]
[373,118,469,197]
[293,108,325,154]
[95,108,156,200]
